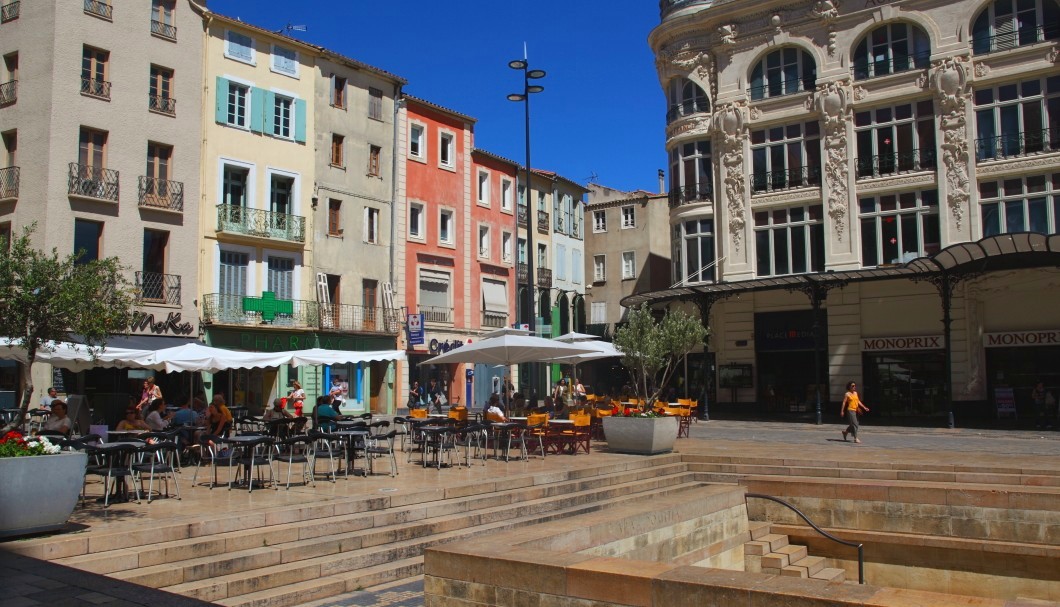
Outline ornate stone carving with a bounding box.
[749,188,821,206]
[770,14,782,35]
[853,85,867,101]
[749,106,762,120]
[656,47,716,99]
[715,103,747,253]
[973,61,989,78]
[975,152,1060,177]
[667,114,713,142]
[1048,47,1059,63]
[815,80,851,241]
[812,0,840,56]
[930,56,971,229]
[856,172,937,193]
[931,56,969,118]
[718,24,737,46]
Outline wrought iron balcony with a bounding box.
[203,293,401,333]
[855,150,936,179]
[537,210,549,234]
[418,305,452,324]
[666,101,710,123]
[536,267,553,289]
[83,0,111,20]
[517,262,528,284]
[749,78,815,102]
[0,80,15,105]
[150,19,177,40]
[975,129,1060,162]
[135,272,181,305]
[851,52,931,80]
[68,163,119,201]
[751,166,822,193]
[1,1,20,22]
[0,166,18,200]
[216,204,306,243]
[482,311,508,328]
[973,23,1060,55]
[138,176,184,212]
[81,77,111,100]
[517,205,528,226]
[149,95,176,115]
[668,183,713,208]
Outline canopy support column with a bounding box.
[917,271,976,429]
[690,293,733,421]
[787,278,848,426]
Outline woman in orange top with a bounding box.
[840,381,869,443]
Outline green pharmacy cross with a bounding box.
[243,291,293,323]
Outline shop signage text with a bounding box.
[130,311,195,336]
[428,338,464,355]
[984,330,1060,348]
[862,335,942,351]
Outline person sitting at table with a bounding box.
[552,396,568,419]
[314,395,340,431]
[263,397,293,421]
[40,401,71,436]
[40,387,59,410]
[485,394,507,422]
[206,395,233,437]
[116,407,150,431]
[170,399,199,446]
[145,398,172,431]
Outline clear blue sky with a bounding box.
[210,0,666,194]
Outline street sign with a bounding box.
[408,313,425,346]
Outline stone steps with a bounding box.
[745,525,846,584]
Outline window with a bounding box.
[749,48,816,100]
[409,123,425,159]
[980,174,1060,236]
[669,140,713,204]
[75,127,112,199]
[331,134,344,167]
[589,302,606,324]
[502,231,513,262]
[478,170,490,205]
[478,225,490,258]
[2,130,15,166]
[150,0,176,39]
[267,256,295,301]
[974,76,1060,161]
[593,210,607,232]
[148,65,175,114]
[145,142,172,182]
[972,0,1060,54]
[368,87,383,120]
[482,279,508,327]
[518,184,527,207]
[3,52,18,105]
[666,77,710,122]
[219,250,248,296]
[73,219,102,264]
[409,202,425,239]
[222,165,248,207]
[572,249,583,284]
[81,46,110,99]
[84,0,111,20]
[621,206,636,229]
[439,209,454,244]
[593,255,606,282]
[363,279,378,309]
[141,229,169,301]
[78,127,106,168]
[860,190,941,266]
[538,244,548,269]
[439,132,454,168]
[621,251,636,280]
[331,75,347,108]
[273,95,293,138]
[270,174,293,215]
[364,207,380,244]
[419,269,451,319]
[517,238,527,264]
[225,30,254,64]
[673,219,715,285]
[226,82,248,128]
[754,205,825,276]
[750,121,822,192]
[271,45,298,77]
[853,23,930,80]
[855,101,937,178]
[556,243,567,280]
[368,145,381,176]
[328,199,342,236]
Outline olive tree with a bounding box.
[0,225,137,433]
[613,305,707,409]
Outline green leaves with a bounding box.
[613,306,708,408]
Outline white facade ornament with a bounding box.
[973,61,989,78]
[715,104,747,253]
[816,81,851,241]
[749,106,762,120]
[853,85,867,101]
[812,0,840,56]
[718,24,737,46]
[931,56,971,229]
[1048,47,1059,63]
[770,14,782,34]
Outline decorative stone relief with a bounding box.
[718,24,737,47]
[1048,47,1059,63]
[973,61,989,78]
[815,80,851,241]
[656,46,716,100]
[812,0,839,57]
[667,114,713,141]
[931,56,971,229]
[853,86,867,101]
[715,103,747,253]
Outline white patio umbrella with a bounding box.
[148,343,292,374]
[422,331,599,367]
[289,348,406,367]
[552,331,600,343]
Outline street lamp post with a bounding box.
[508,59,545,407]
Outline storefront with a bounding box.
[984,330,1060,421]
[754,310,828,415]
[407,334,468,408]
[861,335,947,419]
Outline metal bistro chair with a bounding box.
[456,423,489,466]
[308,429,344,482]
[191,434,225,489]
[132,439,181,503]
[364,430,398,477]
[392,416,411,452]
[273,434,315,489]
[86,441,143,507]
[229,435,275,493]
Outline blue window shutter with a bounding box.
[263,90,276,135]
[294,99,307,143]
[215,77,228,123]
[250,87,265,133]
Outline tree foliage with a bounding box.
[0,225,138,432]
[612,305,707,409]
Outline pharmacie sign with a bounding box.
[861,335,942,351]
[984,330,1060,348]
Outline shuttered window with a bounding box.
[267,256,294,300]
[219,251,248,296]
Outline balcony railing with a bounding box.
[418,305,452,324]
[749,78,815,102]
[81,77,111,100]
[537,210,549,234]
[666,101,710,123]
[852,51,931,80]
[83,0,111,20]
[751,166,822,193]
[973,23,1060,55]
[216,204,306,243]
[482,312,508,328]
[855,150,936,179]
[135,271,181,305]
[149,95,176,115]
[668,183,714,208]
[975,129,1060,162]
[68,163,119,202]
[0,166,18,200]
[517,205,528,226]
[139,176,184,212]
[1,1,20,22]
[0,80,15,105]
[150,19,177,40]
[517,263,528,284]
[203,293,401,333]
[537,267,553,289]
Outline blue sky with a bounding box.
[211,0,666,194]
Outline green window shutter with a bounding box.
[215,77,228,124]
[250,87,265,133]
[263,90,276,135]
[294,98,307,143]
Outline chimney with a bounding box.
[658,169,665,195]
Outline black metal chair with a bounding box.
[273,434,315,489]
[191,434,224,489]
[85,442,143,507]
[229,436,275,493]
[132,440,181,502]
[364,430,398,477]
[308,429,343,482]
[392,416,410,451]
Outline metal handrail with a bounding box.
[973,23,1060,55]
[0,79,16,105]
[536,210,549,234]
[150,19,177,40]
[855,149,936,179]
[0,166,18,200]
[80,77,111,99]
[748,78,814,101]
[751,165,822,193]
[83,0,111,19]
[745,492,865,584]
[975,128,1059,161]
[659,0,711,19]
[666,101,710,123]
[0,1,20,22]
[669,183,713,207]
[851,51,931,80]
[149,95,176,115]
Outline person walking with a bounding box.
[840,381,869,444]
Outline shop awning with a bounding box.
[481,280,508,314]
[289,348,406,367]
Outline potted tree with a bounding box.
[605,305,707,454]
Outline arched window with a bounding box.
[572,295,586,333]
[557,293,570,335]
[972,0,1060,54]
[666,77,710,122]
[852,23,931,80]
[749,48,816,101]
[668,140,713,206]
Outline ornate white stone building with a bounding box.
[633,0,1060,425]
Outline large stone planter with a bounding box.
[602,415,679,455]
[0,452,87,537]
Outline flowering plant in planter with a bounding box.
[0,431,61,457]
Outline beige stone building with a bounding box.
[637,0,1060,425]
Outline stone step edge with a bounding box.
[686,463,1060,488]
[738,473,1060,496]
[679,454,1060,478]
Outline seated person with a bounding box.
[263,397,293,421]
[171,399,198,427]
[484,394,507,422]
[206,396,233,437]
[552,396,568,419]
[144,398,172,431]
[314,395,339,432]
[40,387,58,410]
[40,401,71,436]
[116,407,150,431]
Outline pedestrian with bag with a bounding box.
[840,381,869,444]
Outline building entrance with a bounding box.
[755,310,828,415]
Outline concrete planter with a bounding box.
[602,415,679,455]
[0,452,87,537]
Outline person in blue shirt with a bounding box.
[171,399,199,447]
[314,395,339,432]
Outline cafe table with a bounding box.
[330,429,370,476]
[415,425,453,468]
[218,435,274,489]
